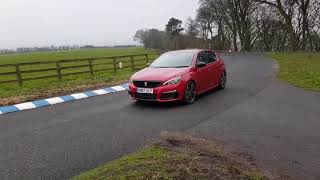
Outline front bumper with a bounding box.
[128,82,185,102]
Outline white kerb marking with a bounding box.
[92,89,108,95]
[112,86,126,91]
[71,93,88,100]
[15,102,37,110]
[45,97,65,105]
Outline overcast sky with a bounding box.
[0,0,199,49]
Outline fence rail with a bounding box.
[0,53,156,86]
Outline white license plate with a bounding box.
[137,88,153,94]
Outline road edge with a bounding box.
[0,83,129,115]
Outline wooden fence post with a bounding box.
[15,64,22,86]
[113,58,117,73]
[145,54,149,65]
[88,59,94,78]
[56,61,62,81]
[131,56,135,71]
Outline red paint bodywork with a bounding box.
[128,49,226,102]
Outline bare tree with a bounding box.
[135,0,320,52]
[256,0,299,51]
[165,18,184,49]
[185,17,199,39]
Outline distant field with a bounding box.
[0,47,158,102]
[0,47,151,64]
[268,52,320,91]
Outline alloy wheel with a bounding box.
[220,72,227,89]
[184,81,196,104]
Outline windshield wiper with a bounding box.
[152,66,189,68]
[171,66,189,68]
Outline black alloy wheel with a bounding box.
[219,71,227,89]
[183,81,196,104]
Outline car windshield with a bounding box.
[150,52,194,68]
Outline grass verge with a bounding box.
[268,52,320,91]
[0,69,134,106]
[73,132,270,180]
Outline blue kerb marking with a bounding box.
[121,84,129,89]
[104,87,116,93]
[0,83,129,115]
[32,100,50,107]
[0,106,19,114]
[60,95,76,102]
[84,91,98,97]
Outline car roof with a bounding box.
[167,49,212,54]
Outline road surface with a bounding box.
[0,53,319,180]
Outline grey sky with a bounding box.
[0,0,198,49]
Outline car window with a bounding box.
[197,52,208,64]
[197,51,216,64]
[207,51,216,63]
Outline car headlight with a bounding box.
[163,76,181,86]
[129,79,133,84]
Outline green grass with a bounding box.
[72,147,181,180]
[0,47,158,99]
[72,132,269,179]
[268,52,320,91]
[72,145,267,180]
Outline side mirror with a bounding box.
[196,61,206,68]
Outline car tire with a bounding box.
[183,81,196,104]
[218,71,227,89]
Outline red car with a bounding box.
[128,49,227,104]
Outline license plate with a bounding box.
[137,88,153,94]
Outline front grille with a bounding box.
[134,93,157,101]
[133,81,162,88]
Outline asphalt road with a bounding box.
[0,53,319,180]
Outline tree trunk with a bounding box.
[276,2,298,51]
[232,29,238,52]
[286,22,297,51]
[300,0,310,51]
